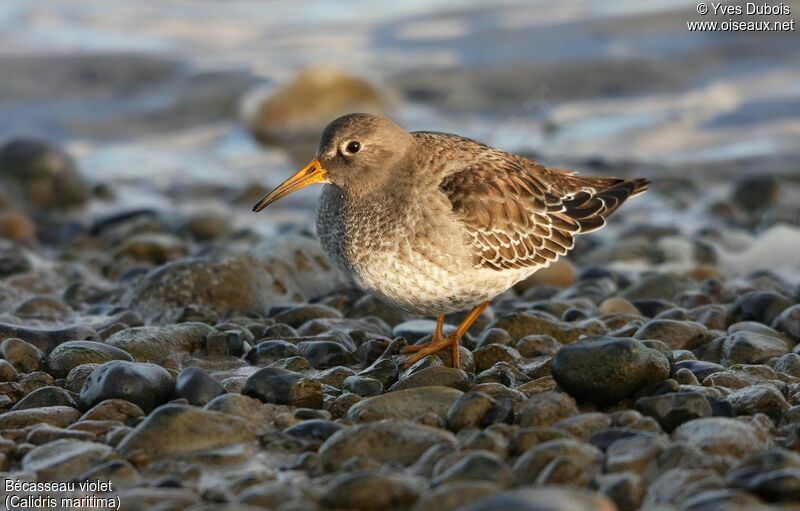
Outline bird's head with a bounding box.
[253,113,413,212]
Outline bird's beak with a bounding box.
[252,159,328,212]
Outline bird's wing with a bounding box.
[439,157,649,271]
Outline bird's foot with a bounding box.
[399,301,490,370]
[400,332,462,368]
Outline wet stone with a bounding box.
[390,367,471,392]
[105,322,214,362]
[22,439,112,480]
[672,417,772,459]
[516,335,562,358]
[433,451,511,486]
[721,331,790,365]
[319,420,456,471]
[175,367,226,406]
[726,384,789,421]
[116,404,258,460]
[46,340,133,378]
[511,438,603,486]
[633,319,714,350]
[80,360,175,413]
[297,340,356,369]
[447,391,497,431]
[551,336,670,405]
[516,392,577,429]
[270,304,343,327]
[674,359,724,380]
[242,367,323,408]
[347,385,463,423]
[635,392,712,432]
[0,338,44,373]
[206,330,244,357]
[10,386,79,411]
[773,304,800,341]
[245,339,302,365]
[342,375,383,396]
[728,291,792,326]
[321,470,423,511]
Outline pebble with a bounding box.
[10,385,79,411]
[347,386,463,422]
[242,367,323,408]
[726,384,789,421]
[515,391,578,428]
[80,360,174,413]
[633,319,714,350]
[105,322,214,362]
[245,339,302,364]
[721,331,790,365]
[22,439,112,480]
[551,336,670,405]
[635,391,712,432]
[390,367,471,392]
[512,438,603,485]
[460,487,617,511]
[342,375,383,396]
[46,340,133,378]
[321,470,423,511]
[672,417,772,459]
[728,290,792,326]
[490,312,606,342]
[319,420,456,471]
[432,451,511,486]
[0,210,35,240]
[0,406,81,429]
[116,404,258,460]
[0,337,44,373]
[773,304,800,341]
[175,367,226,406]
[297,340,356,368]
[446,391,497,431]
[80,399,145,423]
[412,481,500,511]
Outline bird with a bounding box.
[253,113,648,369]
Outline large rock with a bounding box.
[347,386,463,422]
[0,138,89,211]
[80,361,175,412]
[105,323,213,362]
[551,336,670,405]
[319,420,456,471]
[125,235,347,322]
[116,404,259,460]
[244,66,386,145]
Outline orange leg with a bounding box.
[400,301,489,369]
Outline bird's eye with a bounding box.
[345,141,361,154]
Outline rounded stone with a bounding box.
[0,338,44,373]
[320,470,422,511]
[175,367,226,406]
[242,367,323,408]
[551,336,670,405]
[47,340,134,378]
[347,386,463,423]
[80,360,175,413]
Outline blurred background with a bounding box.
[0,0,799,280]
